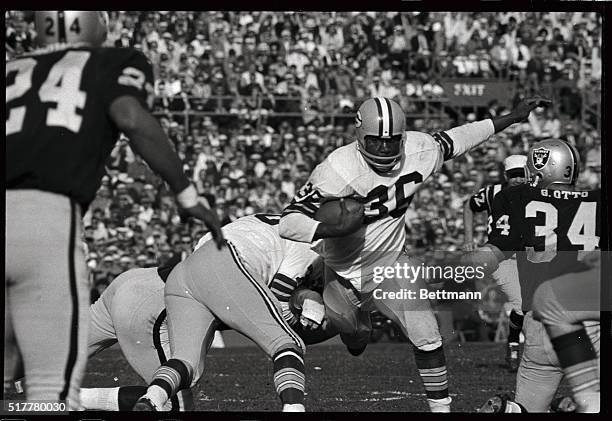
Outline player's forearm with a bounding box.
[491,111,523,133]
[279,212,320,243]
[443,119,495,158]
[109,96,190,195]
[463,202,475,244]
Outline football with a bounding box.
[314,198,363,225]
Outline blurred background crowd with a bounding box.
[6,11,602,328]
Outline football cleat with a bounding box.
[551,396,577,413]
[478,395,506,413]
[478,394,526,413]
[133,397,158,411]
[506,343,520,372]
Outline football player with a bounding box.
[5,11,222,409]
[463,154,527,371]
[463,139,600,412]
[133,214,329,412]
[79,247,331,412]
[278,96,551,412]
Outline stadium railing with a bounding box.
[153,95,453,130]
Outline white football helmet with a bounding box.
[355,97,406,172]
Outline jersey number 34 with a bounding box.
[492,200,599,263]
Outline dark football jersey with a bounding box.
[6,46,154,211]
[487,184,601,311]
[469,183,504,214]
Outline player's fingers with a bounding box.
[537,98,552,106]
[212,228,226,249]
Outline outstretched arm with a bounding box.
[430,96,552,164]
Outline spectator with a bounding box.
[8,10,599,300]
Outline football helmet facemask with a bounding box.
[526,139,580,188]
[355,97,406,172]
[35,11,109,48]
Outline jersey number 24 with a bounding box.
[6,51,91,136]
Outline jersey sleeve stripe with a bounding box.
[271,289,292,300]
[273,273,299,287]
[283,202,317,217]
[439,131,455,159]
[270,282,296,295]
[484,185,492,213]
[432,132,452,161]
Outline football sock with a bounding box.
[273,348,305,405]
[80,387,120,411]
[147,359,192,409]
[413,345,450,412]
[550,329,599,413]
[508,310,524,344]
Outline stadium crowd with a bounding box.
[6,11,602,302]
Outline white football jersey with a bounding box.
[280,119,496,293]
[195,214,320,289]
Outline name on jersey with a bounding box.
[540,189,590,199]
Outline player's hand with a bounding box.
[179,199,225,249]
[337,198,364,234]
[300,315,321,330]
[512,96,552,122]
[462,242,475,252]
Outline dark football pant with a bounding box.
[5,190,89,410]
[164,239,305,384]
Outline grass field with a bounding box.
[76,339,569,412]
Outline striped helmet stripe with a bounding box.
[57,11,67,43]
[384,97,393,135]
[373,97,384,137]
[375,97,391,137]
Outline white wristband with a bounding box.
[176,184,198,208]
